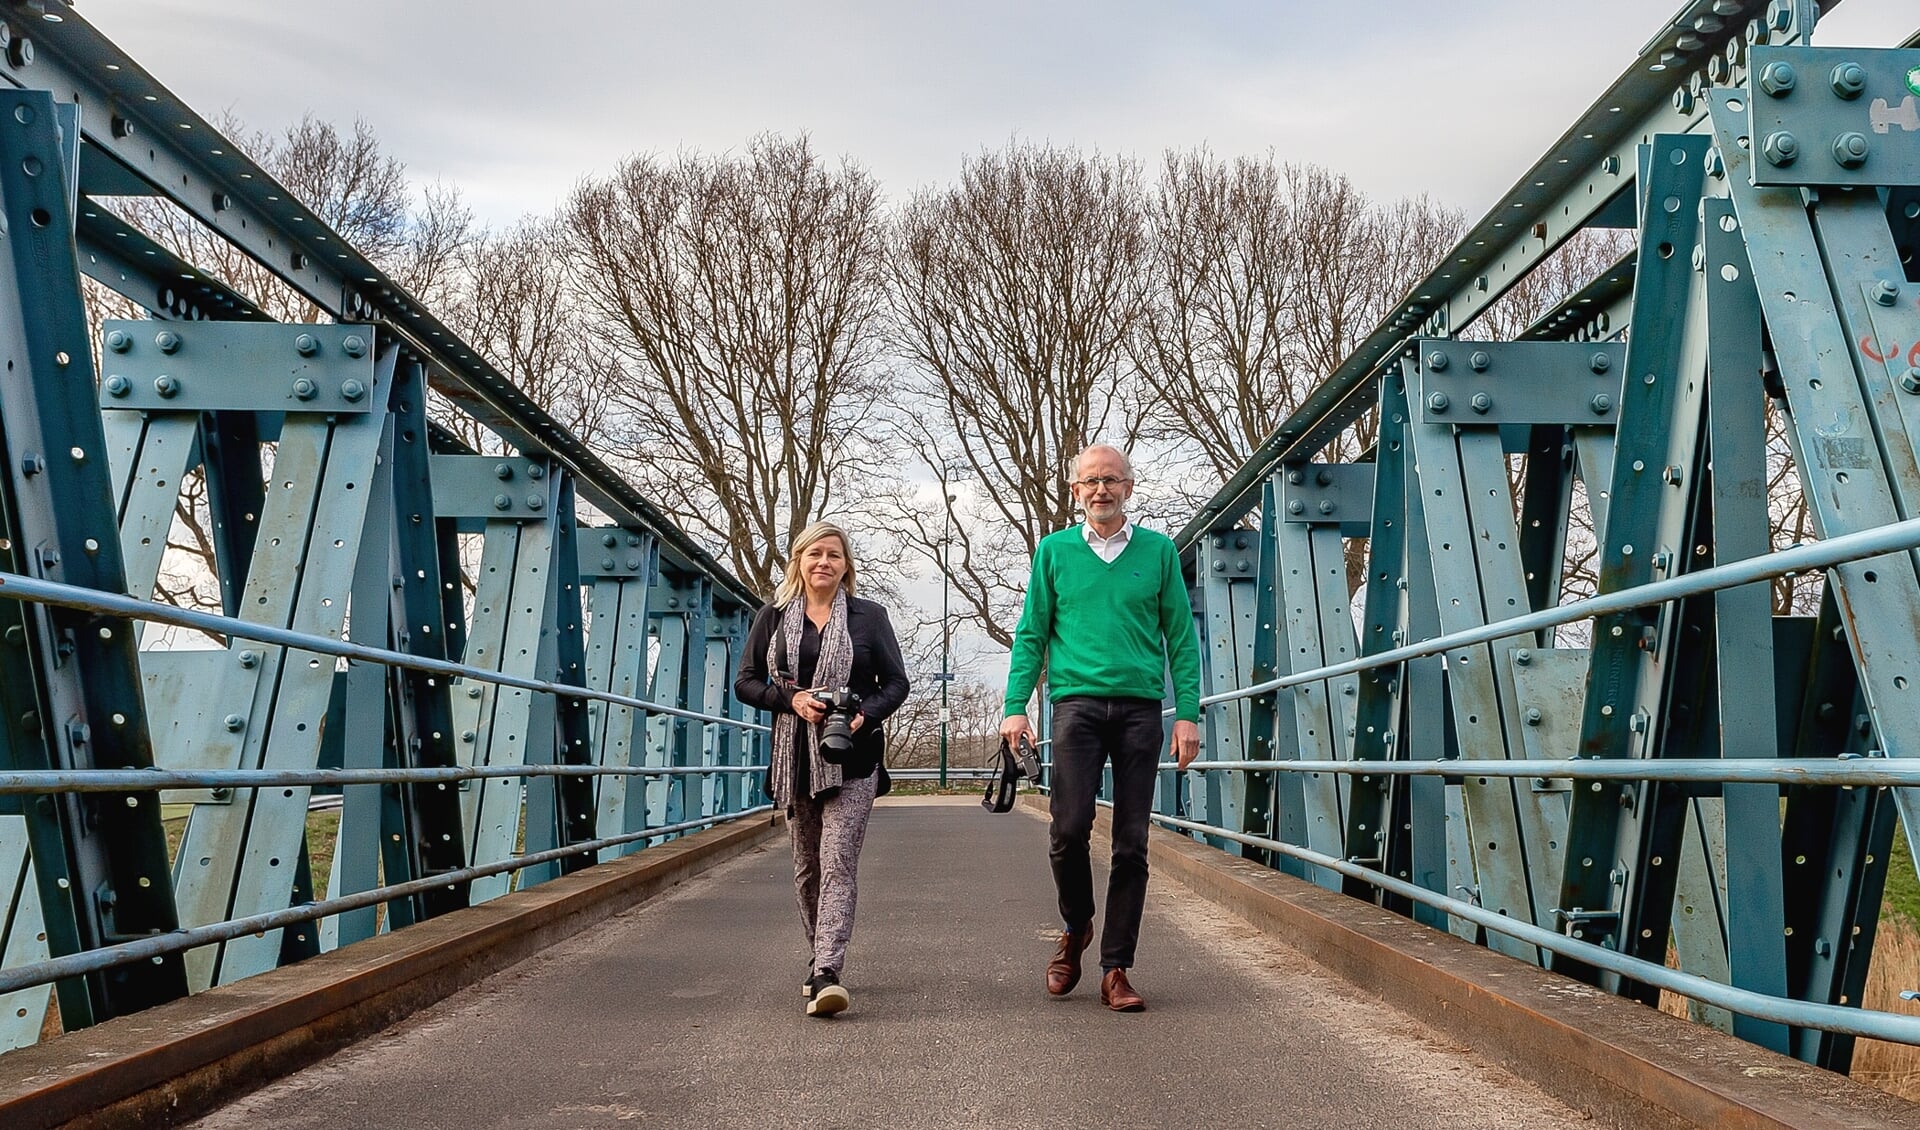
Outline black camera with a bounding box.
[811,687,863,762]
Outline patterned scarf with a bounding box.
[767,589,853,807]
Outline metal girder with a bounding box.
[581,530,658,856]
[328,355,470,947]
[1273,485,1360,890]
[0,88,184,1029]
[644,571,712,836]
[1407,355,1567,961]
[1193,530,1260,847]
[445,461,574,903]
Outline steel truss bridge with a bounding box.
[1,0,1919,1120]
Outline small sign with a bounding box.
[929,672,956,682]
[939,708,951,723]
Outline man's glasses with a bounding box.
[1072,476,1132,490]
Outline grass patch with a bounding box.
[1884,815,1920,927]
[160,805,342,900]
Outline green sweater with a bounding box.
[1003,524,1202,722]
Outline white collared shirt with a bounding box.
[1082,520,1133,563]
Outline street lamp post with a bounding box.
[938,493,955,786]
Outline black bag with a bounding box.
[981,734,1039,813]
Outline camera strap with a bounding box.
[981,735,1037,814]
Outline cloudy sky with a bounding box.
[76,0,1917,228]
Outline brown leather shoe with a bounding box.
[1100,967,1145,1012]
[1045,925,1094,995]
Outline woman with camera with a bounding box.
[734,520,910,1018]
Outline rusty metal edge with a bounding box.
[0,814,785,1130]
[1023,797,1920,1129]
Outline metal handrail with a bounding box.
[1187,513,1920,709]
[0,806,774,996]
[0,764,767,795]
[0,569,770,733]
[1142,808,1920,1044]
[1154,757,1920,786]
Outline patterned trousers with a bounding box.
[788,771,878,976]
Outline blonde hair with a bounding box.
[774,521,858,607]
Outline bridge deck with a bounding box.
[187,797,1586,1129]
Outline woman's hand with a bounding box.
[791,690,827,724]
[849,713,865,733]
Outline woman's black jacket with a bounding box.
[733,596,911,783]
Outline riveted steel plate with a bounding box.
[1411,339,1626,427]
[577,527,656,579]
[1275,464,1374,534]
[431,455,557,520]
[1745,47,1920,188]
[97,320,376,413]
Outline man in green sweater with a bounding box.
[1001,443,1202,1012]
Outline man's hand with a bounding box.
[1170,720,1200,770]
[1001,714,1035,751]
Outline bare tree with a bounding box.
[435,216,612,455]
[1130,150,1298,501]
[887,144,1148,646]
[564,134,894,596]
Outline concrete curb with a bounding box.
[1033,797,1920,1128]
[0,814,785,1130]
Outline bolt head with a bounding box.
[104,375,130,397]
[1761,130,1799,167]
[1589,393,1613,415]
[340,379,366,402]
[602,532,618,547]
[1426,391,1451,414]
[1286,499,1305,516]
[238,649,259,669]
[526,493,544,510]
[153,375,179,398]
[1317,499,1336,515]
[1758,60,1797,97]
[1589,351,1612,374]
[294,333,320,357]
[105,330,132,353]
[1425,350,1449,372]
[1900,368,1920,395]
[1873,279,1900,306]
[1525,708,1543,726]
[292,377,318,401]
[495,462,515,481]
[493,494,513,511]
[1513,648,1532,666]
[601,556,617,572]
[1831,61,1867,99]
[1832,132,1869,170]
[342,334,368,358]
[154,331,181,355]
[223,713,245,733]
[526,463,546,480]
[1469,391,1492,414]
[1468,350,1490,372]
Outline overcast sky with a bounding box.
[71,1,1920,673]
[75,0,1918,228]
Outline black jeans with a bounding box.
[1048,695,1163,970]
